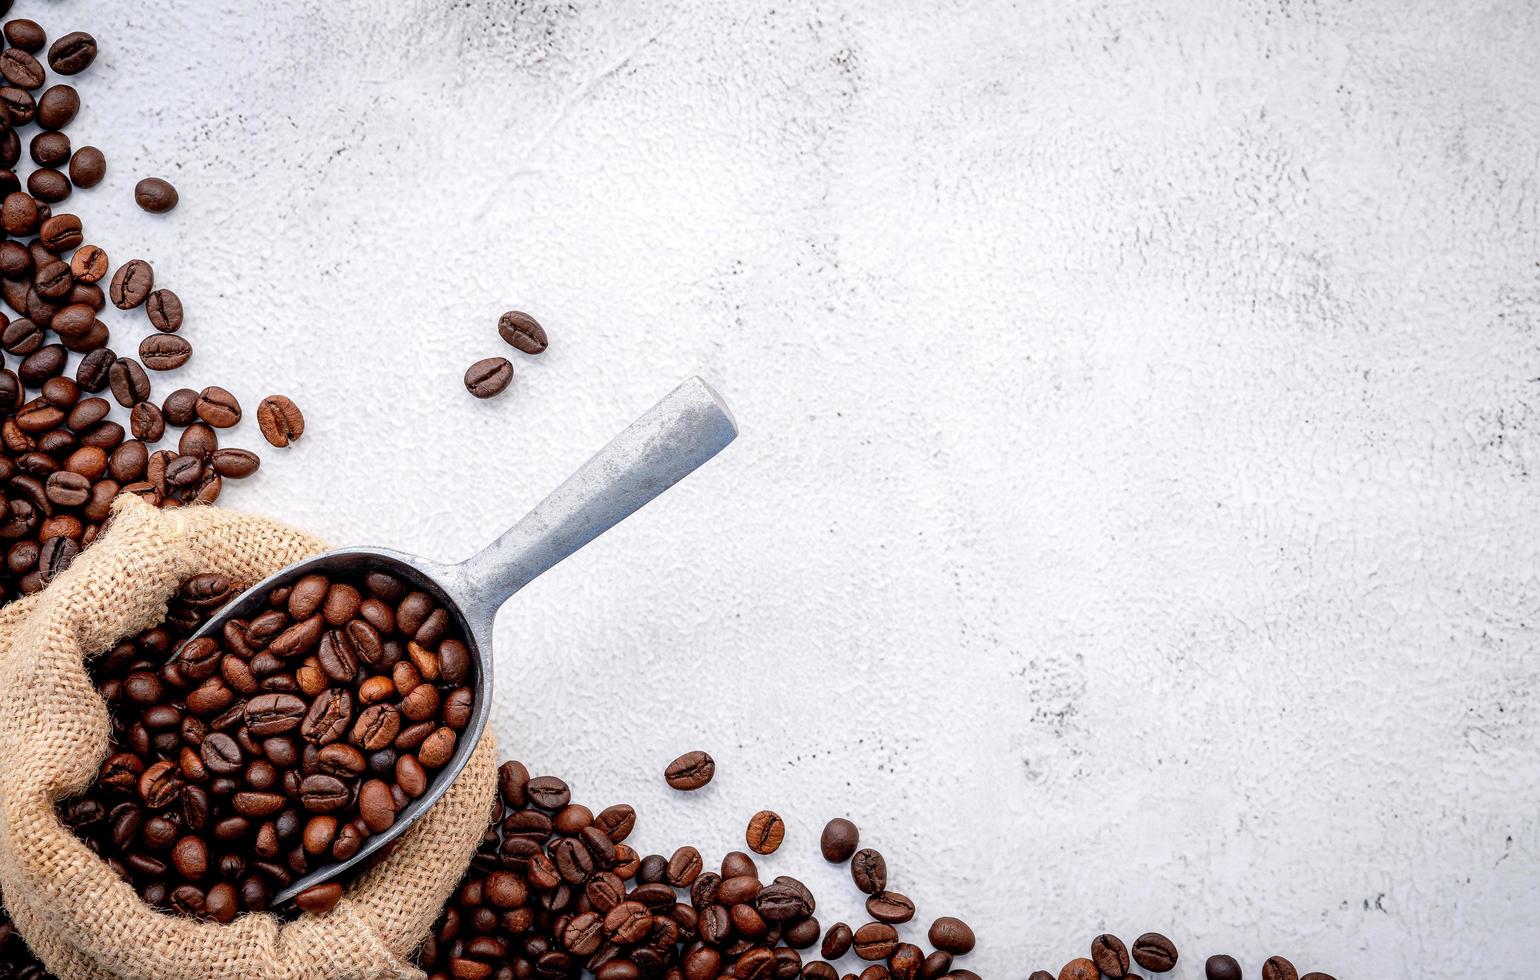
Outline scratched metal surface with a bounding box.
[23,1,1540,976]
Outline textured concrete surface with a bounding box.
[27,0,1540,976]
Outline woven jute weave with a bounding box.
[0,495,496,979]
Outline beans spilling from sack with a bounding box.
[57,571,475,919]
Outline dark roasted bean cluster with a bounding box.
[1036,934,1336,980]
[0,7,307,607]
[57,570,475,919]
[414,764,981,980]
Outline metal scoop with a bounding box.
[180,377,737,907]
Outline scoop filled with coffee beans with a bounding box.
[165,377,736,908]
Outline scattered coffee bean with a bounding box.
[47,31,97,76]
[1263,956,1299,980]
[1132,932,1178,972]
[1205,954,1242,980]
[134,177,178,214]
[821,817,859,862]
[139,333,192,371]
[866,891,915,924]
[294,882,343,915]
[928,916,974,956]
[69,243,106,282]
[498,310,548,355]
[109,258,153,309]
[107,356,151,407]
[1091,933,1131,977]
[3,19,45,52]
[146,288,182,331]
[37,83,78,130]
[745,810,785,854]
[851,848,887,895]
[256,394,304,447]
[69,145,104,187]
[464,356,512,399]
[1059,959,1100,980]
[664,750,715,790]
[195,386,240,427]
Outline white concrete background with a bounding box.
[21,0,1540,976]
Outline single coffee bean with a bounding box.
[70,244,108,283]
[498,310,549,354]
[48,31,98,75]
[256,394,304,447]
[209,448,260,479]
[3,19,45,52]
[293,882,342,915]
[1,190,37,236]
[1262,957,1299,980]
[129,402,166,442]
[1299,974,1337,980]
[464,356,513,399]
[31,131,70,168]
[110,259,154,309]
[865,892,914,924]
[108,357,152,407]
[34,258,73,299]
[69,145,105,187]
[526,775,571,810]
[39,213,82,253]
[1091,934,1131,977]
[928,917,974,956]
[850,849,886,895]
[746,810,785,854]
[146,288,183,331]
[665,750,715,790]
[820,817,859,862]
[1131,933,1178,972]
[851,922,898,960]
[0,47,44,88]
[179,421,218,457]
[135,177,179,214]
[139,333,192,372]
[1027,973,1052,980]
[1204,955,1242,980]
[76,347,115,392]
[0,86,33,127]
[37,83,79,129]
[28,167,70,203]
[923,952,955,978]
[195,386,240,427]
[1059,960,1100,980]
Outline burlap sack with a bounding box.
[0,494,497,980]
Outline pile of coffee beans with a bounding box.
[415,759,980,980]
[463,311,548,400]
[57,569,476,920]
[0,5,306,606]
[1032,933,1336,980]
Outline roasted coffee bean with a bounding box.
[927,917,974,956]
[37,83,79,129]
[465,356,513,399]
[3,19,45,52]
[1059,960,1099,980]
[135,176,179,213]
[849,848,886,895]
[69,144,105,187]
[498,310,549,354]
[821,922,853,960]
[820,817,859,862]
[1263,957,1299,980]
[526,775,571,810]
[110,259,154,309]
[48,31,98,75]
[865,891,914,924]
[1205,955,1242,980]
[68,244,109,284]
[210,448,260,478]
[1,190,37,236]
[665,750,715,790]
[256,394,304,447]
[31,131,71,168]
[0,47,44,88]
[746,810,785,854]
[193,385,239,427]
[852,923,898,960]
[162,386,198,425]
[1131,933,1178,972]
[39,212,82,252]
[146,288,183,331]
[1091,934,1131,977]
[76,347,114,392]
[28,167,69,203]
[294,881,343,915]
[140,333,192,370]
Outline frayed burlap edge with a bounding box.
[0,495,496,980]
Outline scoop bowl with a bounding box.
[176,377,738,907]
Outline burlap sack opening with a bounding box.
[0,494,497,980]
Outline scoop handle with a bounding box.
[449,377,737,631]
